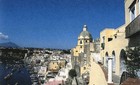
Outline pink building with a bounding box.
[45,80,64,85]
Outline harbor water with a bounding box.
[0,61,32,85]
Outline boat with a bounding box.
[12,68,17,72]
[5,66,9,69]
[4,73,13,80]
[15,82,19,85]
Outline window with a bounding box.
[108,38,113,42]
[130,1,136,21]
[80,40,82,44]
[102,36,105,43]
[139,0,140,14]
[84,60,87,65]
[80,46,82,48]
[84,67,86,70]
[101,43,105,50]
[84,54,87,57]
[114,34,117,39]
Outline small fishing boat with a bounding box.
[4,73,13,80]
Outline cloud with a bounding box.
[0,32,9,40]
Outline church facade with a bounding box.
[71,25,95,76]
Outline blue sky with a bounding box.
[0,0,125,49]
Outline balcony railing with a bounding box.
[126,14,140,38]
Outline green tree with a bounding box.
[69,69,77,78]
[65,69,77,85]
[126,46,140,78]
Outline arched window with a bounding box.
[112,51,116,73]
[105,52,109,68]
[120,49,127,75]
[80,40,82,44]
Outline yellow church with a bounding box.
[71,25,95,76]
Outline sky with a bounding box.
[0,0,125,49]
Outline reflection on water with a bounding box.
[0,60,32,85]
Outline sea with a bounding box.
[0,60,32,85]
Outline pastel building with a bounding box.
[71,25,94,76]
[100,0,140,84]
[125,0,140,47]
[48,59,66,72]
[100,26,128,83]
[124,0,140,81]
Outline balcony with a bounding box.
[126,15,140,38]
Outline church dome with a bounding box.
[78,25,92,40]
